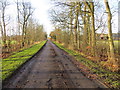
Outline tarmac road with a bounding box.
[3,40,107,88]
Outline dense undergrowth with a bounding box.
[1,40,47,80]
[53,41,120,89]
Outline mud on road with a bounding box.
[3,40,107,88]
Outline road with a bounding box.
[3,40,106,88]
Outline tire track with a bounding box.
[3,40,107,88]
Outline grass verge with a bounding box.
[1,40,47,80]
[53,41,120,89]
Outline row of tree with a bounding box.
[50,0,119,71]
[0,0,47,58]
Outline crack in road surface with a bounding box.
[3,40,107,88]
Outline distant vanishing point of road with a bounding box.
[3,40,107,88]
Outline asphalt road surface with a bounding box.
[3,40,107,88]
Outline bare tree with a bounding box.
[50,0,119,71]
[104,0,118,68]
[17,1,34,47]
[0,0,10,47]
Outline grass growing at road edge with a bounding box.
[53,41,120,89]
[1,40,47,80]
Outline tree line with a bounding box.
[0,0,47,58]
[50,0,119,72]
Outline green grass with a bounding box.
[1,40,47,80]
[0,40,17,45]
[96,40,120,53]
[53,41,120,89]
[114,40,120,50]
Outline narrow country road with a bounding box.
[3,40,106,88]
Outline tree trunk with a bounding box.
[74,3,79,50]
[69,5,74,49]
[104,0,117,66]
[84,1,96,57]
[83,5,88,53]
[2,8,7,47]
[0,22,3,38]
[90,2,96,57]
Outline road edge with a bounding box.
[52,41,109,88]
[2,40,48,86]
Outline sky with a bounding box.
[30,0,53,35]
[0,0,119,36]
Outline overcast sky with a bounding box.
[0,0,119,35]
[30,0,53,35]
